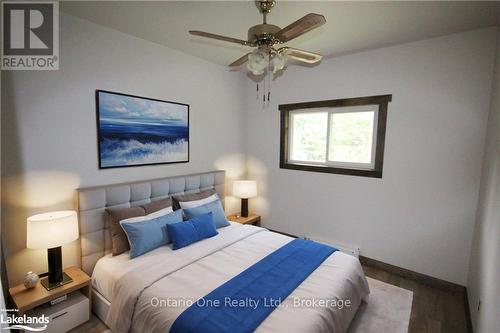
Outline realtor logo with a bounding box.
[1,1,59,70]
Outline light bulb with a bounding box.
[248,66,265,76]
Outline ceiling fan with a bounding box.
[189,0,326,76]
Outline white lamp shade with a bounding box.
[233,180,257,199]
[27,210,79,249]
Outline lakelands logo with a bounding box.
[1,1,59,70]
[1,309,49,331]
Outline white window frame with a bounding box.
[288,105,379,171]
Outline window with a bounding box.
[279,95,391,178]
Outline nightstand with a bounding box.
[227,214,261,226]
[9,266,91,332]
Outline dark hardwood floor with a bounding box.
[362,263,469,333]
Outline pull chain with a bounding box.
[255,66,272,107]
[267,65,271,106]
[262,73,266,108]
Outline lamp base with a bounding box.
[241,198,249,217]
[40,272,73,291]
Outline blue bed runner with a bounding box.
[170,238,337,333]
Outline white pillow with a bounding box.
[178,194,219,209]
[120,206,173,225]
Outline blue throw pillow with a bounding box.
[167,212,218,250]
[121,209,183,258]
[183,199,230,228]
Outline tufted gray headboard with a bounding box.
[75,170,225,275]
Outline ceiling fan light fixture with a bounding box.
[247,49,269,75]
[270,53,287,74]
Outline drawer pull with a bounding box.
[53,311,68,320]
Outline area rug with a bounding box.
[348,277,413,333]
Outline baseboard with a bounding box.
[359,255,464,293]
[267,229,298,239]
[463,290,474,333]
[360,255,474,333]
[270,228,462,292]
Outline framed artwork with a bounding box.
[95,90,189,169]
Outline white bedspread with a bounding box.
[92,252,131,302]
[101,223,370,333]
[92,222,250,301]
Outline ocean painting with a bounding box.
[96,90,189,168]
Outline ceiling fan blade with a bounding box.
[275,13,326,43]
[229,53,250,67]
[281,47,322,64]
[189,30,253,46]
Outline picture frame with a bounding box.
[95,90,189,169]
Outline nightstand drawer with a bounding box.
[27,291,89,333]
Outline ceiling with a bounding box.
[61,1,500,66]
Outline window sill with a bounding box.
[280,162,382,178]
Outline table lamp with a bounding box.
[232,180,257,217]
[27,210,79,290]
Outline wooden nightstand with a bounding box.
[9,266,91,332]
[227,214,261,226]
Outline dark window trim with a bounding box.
[279,94,392,178]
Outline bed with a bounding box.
[76,170,369,333]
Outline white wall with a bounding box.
[1,13,247,286]
[245,28,497,285]
[467,28,500,333]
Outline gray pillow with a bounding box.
[172,189,217,210]
[142,197,172,215]
[106,206,146,256]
